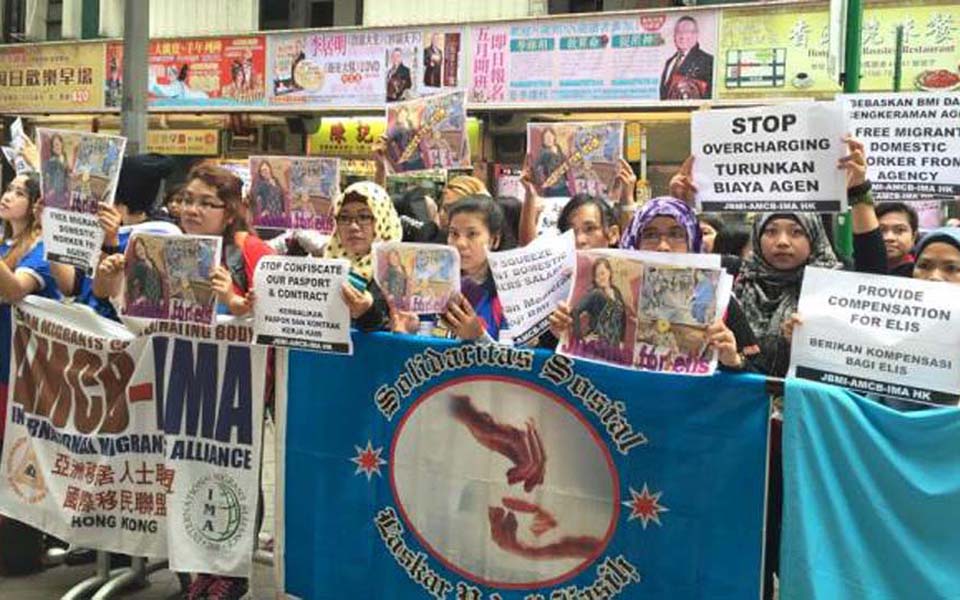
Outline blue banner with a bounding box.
[781,380,960,600]
[281,333,768,599]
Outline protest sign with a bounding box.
[559,250,729,375]
[122,234,221,326]
[38,128,126,273]
[385,90,470,173]
[470,11,718,106]
[278,333,768,600]
[489,230,576,346]
[248,156,340,232]
[253,256,352,354]
[789,267,960,405]
[527,122,624,199]
[494,164,525,200]
[0,297,265,576]
[692,102,847,212]
[372,243,459,315]
[845,92,960,201]
[1,118,32,174]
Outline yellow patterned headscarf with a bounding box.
[323,181,402,280]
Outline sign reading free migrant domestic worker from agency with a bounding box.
[789,267,960,406]
[692,102,847,212]
[845,92,960,201]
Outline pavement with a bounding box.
[0,418,280,599]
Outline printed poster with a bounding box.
[38,128,126,273]
[372,242,460,314]
[1,118,32,174]
[253,256,352,354]
[559,250,729,375]
[527,122,624,199]
[105,36,267,109]
[249,156,340,232]
[470,12,717,106]
[122,234,222,326]
[845,92,960,201]
[385,90,470,173]
[386,29,464,102]
[0,297,266,576]
[0,42,105,112]
[789,267,960,405]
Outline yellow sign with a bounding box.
[309,117,482,159]
[147,130,220,155]
[718,3,960,97]
[0,42,105,112]
[625,122,644,163]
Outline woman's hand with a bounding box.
[442,294,486,341]
[389,305,420,334]
[547,302,573,341]
[669,156,697,205]
[782,313,803,342]
[210,266,237,306]
[341,281,374,320]
[611,158,637,205]
[838,135,867,189]
[97,203,122,247]
[706,318,741,368]
[93,254,125,300]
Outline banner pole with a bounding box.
[834,0,864,261]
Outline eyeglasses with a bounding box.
[336,213,375,227]
[639,227,687,247]
[181,193,226,211]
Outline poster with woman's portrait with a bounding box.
[526,122,624,200]
[37,128,126,214]
[385,90,470,173]
[249,156,340,233]
[122,233,222,325]
[372,242,460,314]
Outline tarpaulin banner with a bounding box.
[0,297,266,576]
[781,379,960,599]
[278,332,768,599]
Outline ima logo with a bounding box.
[152,338,254,445]
[183,473,248,549]
[6,437,47,504]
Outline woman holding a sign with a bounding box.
[912,228,960,284]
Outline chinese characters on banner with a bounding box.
[146,130,220,156]
[0,43,104,112]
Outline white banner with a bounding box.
[253,256,352,354]
[789,267,960,405]
[845,92,960,201]
[0,297,266,576]
[692,102,848,212]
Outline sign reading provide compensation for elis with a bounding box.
[253,256,352,354]
[692,102,847,212]
[789,267,960,406]
[845,92,960,201]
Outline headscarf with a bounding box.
[916,227,960,257]
[619,196,702,252]
[735,212,841,339]
[323,181,402,280]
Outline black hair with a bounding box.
[698,213,725,235]
[557,194,615,233]
[876,202,919,235]
[495,196,521,251]
[713,223,751,257]
[676,16,698,29]
[446,195,504,246]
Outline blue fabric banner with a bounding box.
[281,333,769,599]
[781,379,960,600]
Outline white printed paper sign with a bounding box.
[489,230,576,346]
[0,297,266,576]
[692,102,847,212]
[790,267,960,405]
[253,256,352,354]
[845,92,960,201]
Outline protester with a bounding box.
[698,213,724,253]
[323,181,400,331]
[875,202,919,277]
[162,184,184,225]
[440,175,489,228]
[557,194,621,250]
[912,227,960,284]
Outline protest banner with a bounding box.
[489,230,576,346]
[559,250,729,375]
[470,11,718,106]
[122,234,221,326]
[0,297,266,576]
[105,36,267,110]
[372,243,459,315]
[691,102,847,212]
[277,333,768,599]
[527,122,624,200]
[248,156,340,232]
[38,128,126,273]
[0,42,106,113]
[845,92,960,201]
[385,91,470,173]
[781,379,960,599]
[253,256,352,354]
[789,267,960,405]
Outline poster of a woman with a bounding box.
[41,133,72,209]
[571,257,637,349]
[532,127,571,198]
[124,236,168,319]
[251,159,288,228]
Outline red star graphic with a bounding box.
[623,484,668,529]
[350,441,387,481]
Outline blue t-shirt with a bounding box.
[0,240,62,384]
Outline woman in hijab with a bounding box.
[913,227,960,285]
[324,181,402,331]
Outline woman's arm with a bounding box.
[0,262,40,302]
